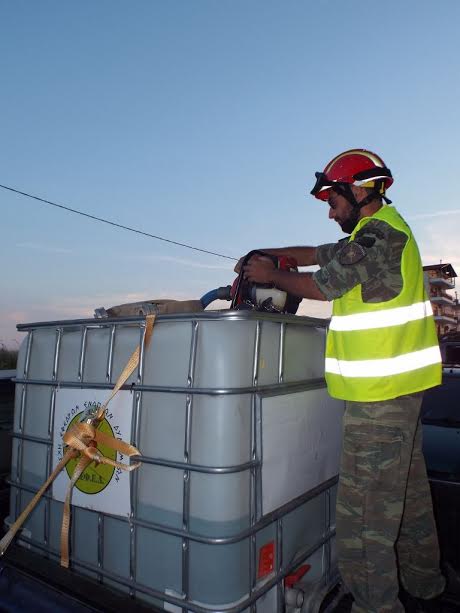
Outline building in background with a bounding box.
[455,295,460,332]
[423,263,457,336]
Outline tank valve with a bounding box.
[285,587,304,608]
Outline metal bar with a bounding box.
[14,441,22,521]
[135,456,258,475]
[249,420,260,526]
[12,433,53,446]
[18,386,26,435]
[249,320,261,601]
[46,392,57,561]
[12,377,327,397]
[129,392,141,597]
[188,321,199,388]
[16,331,33,521]
[276,517,284,613]
[52,328,62,381]
[182,319,199,609]
[129,321,149,598]
[16,385,27,521]
[48,390,57,439]
[18,332,33,433]
[78,326,88,382]
[278,321,286,384]
[106,324,116,382]
[45,327,62,556]
[250,321,261,520]
[7,476,338,545]
[137,322,147,387]
[44,443,51,553]
[254,395,263,520]
[252,320,261,388]
[131,390,143,456]
[11,432,259,474]
[17,311,329,331]
[23,330,33,378]
[249,532,256,604]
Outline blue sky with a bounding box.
[1,0,460,345]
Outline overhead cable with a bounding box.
[0,183,237,261]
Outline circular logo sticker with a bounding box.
[65,411,117,495]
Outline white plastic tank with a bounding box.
[8,311,344,612]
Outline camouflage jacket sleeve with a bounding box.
[316,239,348,267]
[313,219,408,302]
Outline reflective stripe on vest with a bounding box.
[329,300,433,331]
[325,345,441,378]
[325,205,441,402]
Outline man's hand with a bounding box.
[243,255,327,301]
[243,256,276,284]
[234,252,270,273]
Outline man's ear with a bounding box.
[351,185,370,201]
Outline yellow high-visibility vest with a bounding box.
[325,205,441,401]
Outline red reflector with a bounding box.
[284,564,311,588]
[257,541,275,578]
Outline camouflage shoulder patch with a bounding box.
[355,234,376,248]
[354,222,386,248]
[358,219,387,239]
[338,241,367,266]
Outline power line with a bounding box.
[0,183,238,261]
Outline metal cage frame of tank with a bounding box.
[7,311,339,613]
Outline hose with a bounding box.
[200,286,232,309]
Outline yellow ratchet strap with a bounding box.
[0,314,155,568]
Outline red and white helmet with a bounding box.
[311,149,393,206]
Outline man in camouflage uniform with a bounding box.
[241,149,445,612]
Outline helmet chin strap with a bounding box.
[332,182,392,235]
[332,182,392,209]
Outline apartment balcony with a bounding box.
[429,277,456,289]
[431,295,455,306]
[434,315,457,325]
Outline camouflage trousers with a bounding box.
[336,392,445,613]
